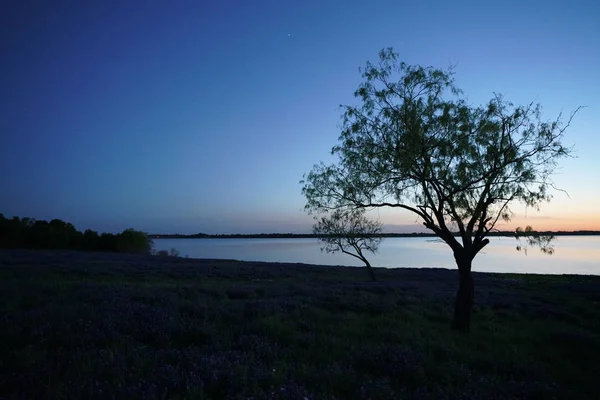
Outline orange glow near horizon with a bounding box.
[499,216,600,232]
[375,209,600,233]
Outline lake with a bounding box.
[152,236,600,275]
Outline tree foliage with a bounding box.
[0,214,154,255]
[116,228,154,255]
[303,48,578,257]
[301,48,580,331]
[313,209,383,281]
[515,225,555,255]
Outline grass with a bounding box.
[1,249,599,399]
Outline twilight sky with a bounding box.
[1,0,599,234]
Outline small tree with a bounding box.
[116,228,154,255]
[313,209,383,281]
[302,48,580,332]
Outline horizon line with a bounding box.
[148,229,600,237]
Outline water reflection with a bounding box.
[153,236,600,275]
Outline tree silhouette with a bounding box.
[0,214,153,255]
[302,48,580,332]
[116,228,154,254]
[313,209,383,281]
[81,229,101,251]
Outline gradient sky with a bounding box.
[1,0,599,234]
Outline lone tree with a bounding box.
[313,208,383,281]
[302,48,580,332]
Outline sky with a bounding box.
[1,0,599,234]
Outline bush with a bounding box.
[116,229,154,255]
[155,248,180,258]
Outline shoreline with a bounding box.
[2,248,598,279]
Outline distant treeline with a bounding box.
[0,214,153,254]
[149,230,600,239]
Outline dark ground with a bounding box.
[1,249,599,399]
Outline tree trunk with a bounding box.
[363,259,377,281]
[451,254,474,332]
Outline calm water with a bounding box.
[153,236,600,275]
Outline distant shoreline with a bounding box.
[148,231,600,239]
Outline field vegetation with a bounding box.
[1,249,599,399]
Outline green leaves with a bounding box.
[302,48,579,257]
[515,226,556,255]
